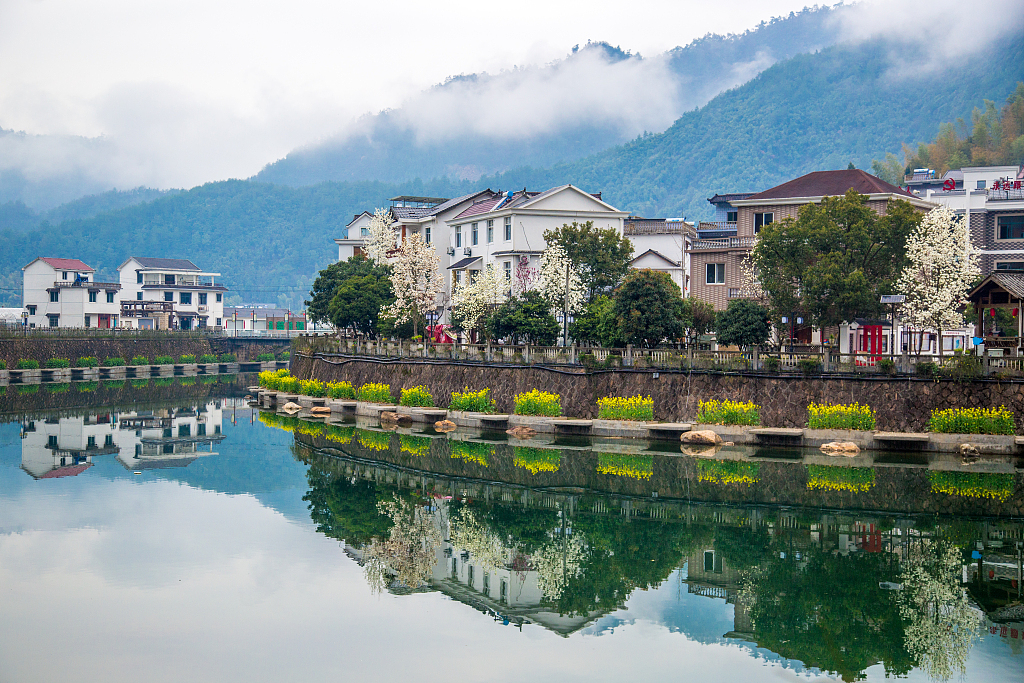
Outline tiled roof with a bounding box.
[417,190,496,218]
[131,257,201,271]
[391,206,434,220]
[452,197,503,220]
[38,258,94,271]
[707,193,754,204]
[40,463,92,479]
[746,169,911,201]
[447,256,482,270]
[969,272,1024,300]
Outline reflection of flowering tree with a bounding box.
[532,529,586,601]
[449,507,510,571]
[362,495,442,593]
[899,539,982,681]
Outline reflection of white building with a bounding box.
[20,401,227,477]
[20,413,120,479]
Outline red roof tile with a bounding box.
[38,257,94,271]
[452,197,503,220]
[746,169,912,201]
[40,463,92,479]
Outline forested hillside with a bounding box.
[0,187,177,233]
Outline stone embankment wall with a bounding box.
[0,337,214,368]
[294,354,1024,433]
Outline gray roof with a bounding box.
[968,272,1024,300]
[447,256,482,270]
[132,257,201,271]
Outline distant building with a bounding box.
[223,306,307,335]
[624,217,694,295]
[21,257,122,328]
[117,257,227,331]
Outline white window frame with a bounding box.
[504,216,512,241]
[425,225,431,244]
[706,263,725,285]
[472,222,479,246]
[754,212,774,232]
[456,226,462,248]
[487,220,494,243]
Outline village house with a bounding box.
[117,257,227,331]
[222,306,307,335]
[624,217,694,295]
[21,257,122,329]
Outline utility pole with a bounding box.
[563,262,570,347]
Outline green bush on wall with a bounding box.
[219,353,236,362]
[16,359,39,369]
[399,386,434,407]
[154,355,174,365]
[256,353,275,362]
[514,390,562,416]
[44,358,70,368]
[279,351,291,360]
[326,381,355,399]
[76,357,98,368]
[131,355,149,366]
[0,360,6,370]
[179,355,197,363]
[199,354,217,363]
[358,383,394,404]
[103,357,126,367]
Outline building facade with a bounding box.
[624,218,693,295]
[118,257,227,330]
[223,306,307,335]
[21,257,122,329]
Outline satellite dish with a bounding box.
[943,178,956,191]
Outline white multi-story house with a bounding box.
[624,218,694,295]
[117,257,227,331]
[21,257,122,328]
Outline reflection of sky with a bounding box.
[0,413,1019,683]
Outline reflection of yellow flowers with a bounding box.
[697,399,760,425]
[324,424,354,444]
[807,465,874,493]
[259,411,296,432]
[696,459,759,485]
[357,428,393,452]
[450,440,492,466]
[597,395,654,421]
[597,452,653,479]
[929,471,1014,502]
[400,434,432,456]
[807,402,875,430]
[927,406,1014,435]
[513,447,561,473]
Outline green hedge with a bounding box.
[199,354,217,363]
[76,356,98,368]
[131,355,149,365]
[179,355,197,363]
[44,358,70,368]
[219,353,236,362]
[16,359,39,369]
[154,355,174,365]
[103,357,126,367]
[256,353,275,361]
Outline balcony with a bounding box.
[52,280,121,289]
[121,300,174,317]
[689,236,757,251]
[987,187,1024,202]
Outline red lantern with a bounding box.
[1014,308,1019,317]
[990,308,996,317]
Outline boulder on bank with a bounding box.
[507,426,537,439]
[820,441,860,456]
[381,411,413,427]
[681,430,722,445]
[434,420,457,432]
[310,406,332,417]
[280,402,302,415]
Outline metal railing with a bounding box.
[690,236,757,251]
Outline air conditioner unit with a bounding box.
[463,247,472,256]
[446,246,455,256]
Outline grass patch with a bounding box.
[697,399,760,426]
[514,389,562,416]
[927,406,1014,434]
[807,402,876,430]
[806,465,875,493]
[597,395,654,421]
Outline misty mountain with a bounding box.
[252,6,847,187]
[0,187,178,233]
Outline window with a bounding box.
[48,315,59,327]
[48,435,58,448]
[754,212,774,232]
[216,293,222,302]
[425,225,431,244]
[198,423,206,436]
[726,210,738,223]
[49,290,59,302]
[198,293,207,305]
[27,305,36,315]
[137,292,143,300]
[503,260,512,281]
[105,434,114,447]
[728,288,740,298]
[137,272,143,284]
[472,222,479,246]
[178,424,191,438]
[62,271,68,280]
[180,292,192,305]
[487,219,494,243]
[704,550,715,572]
[454,270,462,286]
[455,226,462,248]
[84,315,90,328]
[504,216,512,240]
[977,180,987,190]
[997,262,1024,270]
[89,291,97,303]
[106,291,114,303]
[483,573,490,595]
[164,292,173,302]
[164,274,175,285]
[706,263,726,284]
[216,317,222,326]
[997,215,1024,240]
[360,227,369,237]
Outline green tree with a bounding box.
[611,269,684,347]
[680,297,716,346]
[569,295,623,347]
[871,152,905,186]
[307,255,387,325]
[543,221,634,300]
[487,291,560,345]
[751,191,921,329]
[715,299,771,348]
[326,263,395,336]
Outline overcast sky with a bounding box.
[0,0,1020,192]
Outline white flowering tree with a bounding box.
[448,508,510,572]
[532,531,586,601]
[898,207,979,357]
[381,233,442,339]
[536,243,586,345]
[450,264,506,340]
[362,495,443,593]
[364,208,397,265]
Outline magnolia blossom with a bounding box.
[536,243,586,316]
[738,252,766,301]
[448,508,510,572]
[451,264,506,332]
[381,233,442,331]
[362,495,443,592]
[532,530,586,601]
[898,207,980,354]
[364,207,397,265]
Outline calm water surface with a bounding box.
[1,383,1022,682]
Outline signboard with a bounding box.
[880,295,906,304]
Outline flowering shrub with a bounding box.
[277,375,300,393]
[448,387,497,413]
[450,440,492,467]
[807,465,875,493]
[514,389,562,416]
[697,399,760,426]
[597,395,654,421]
[357,428,393,452]
[929,471,1014,502]
[256,353,275,361]
[399,386,435,407]
[199,354,217,363]
[927,406,1014,434]
[400,434,432,456]
[179,355,197,363]
[76,356,99,368]
[299,379,326,397]
[131,355,150,365]
[597,453,654,480]
[16,359,39,369]
[219,353,237,362]
[696,459,759,485]
[807,402,876,430]
[103,357,126,367]
[44,358,70,368]
[154,355,174,365]
[513,446,561,473]
[326,381,355,399]
[358,383,394,404]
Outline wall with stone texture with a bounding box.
[0,337,214,368]
[294,354,1024,432]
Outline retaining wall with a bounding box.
[0,337,214,368]
[294,354,1024,433]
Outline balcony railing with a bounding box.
[987,187,1024,201]
[52,281,121,289]
[697,221,737,231]
[690,236,757,251]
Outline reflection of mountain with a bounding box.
[296,437,1024,679]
